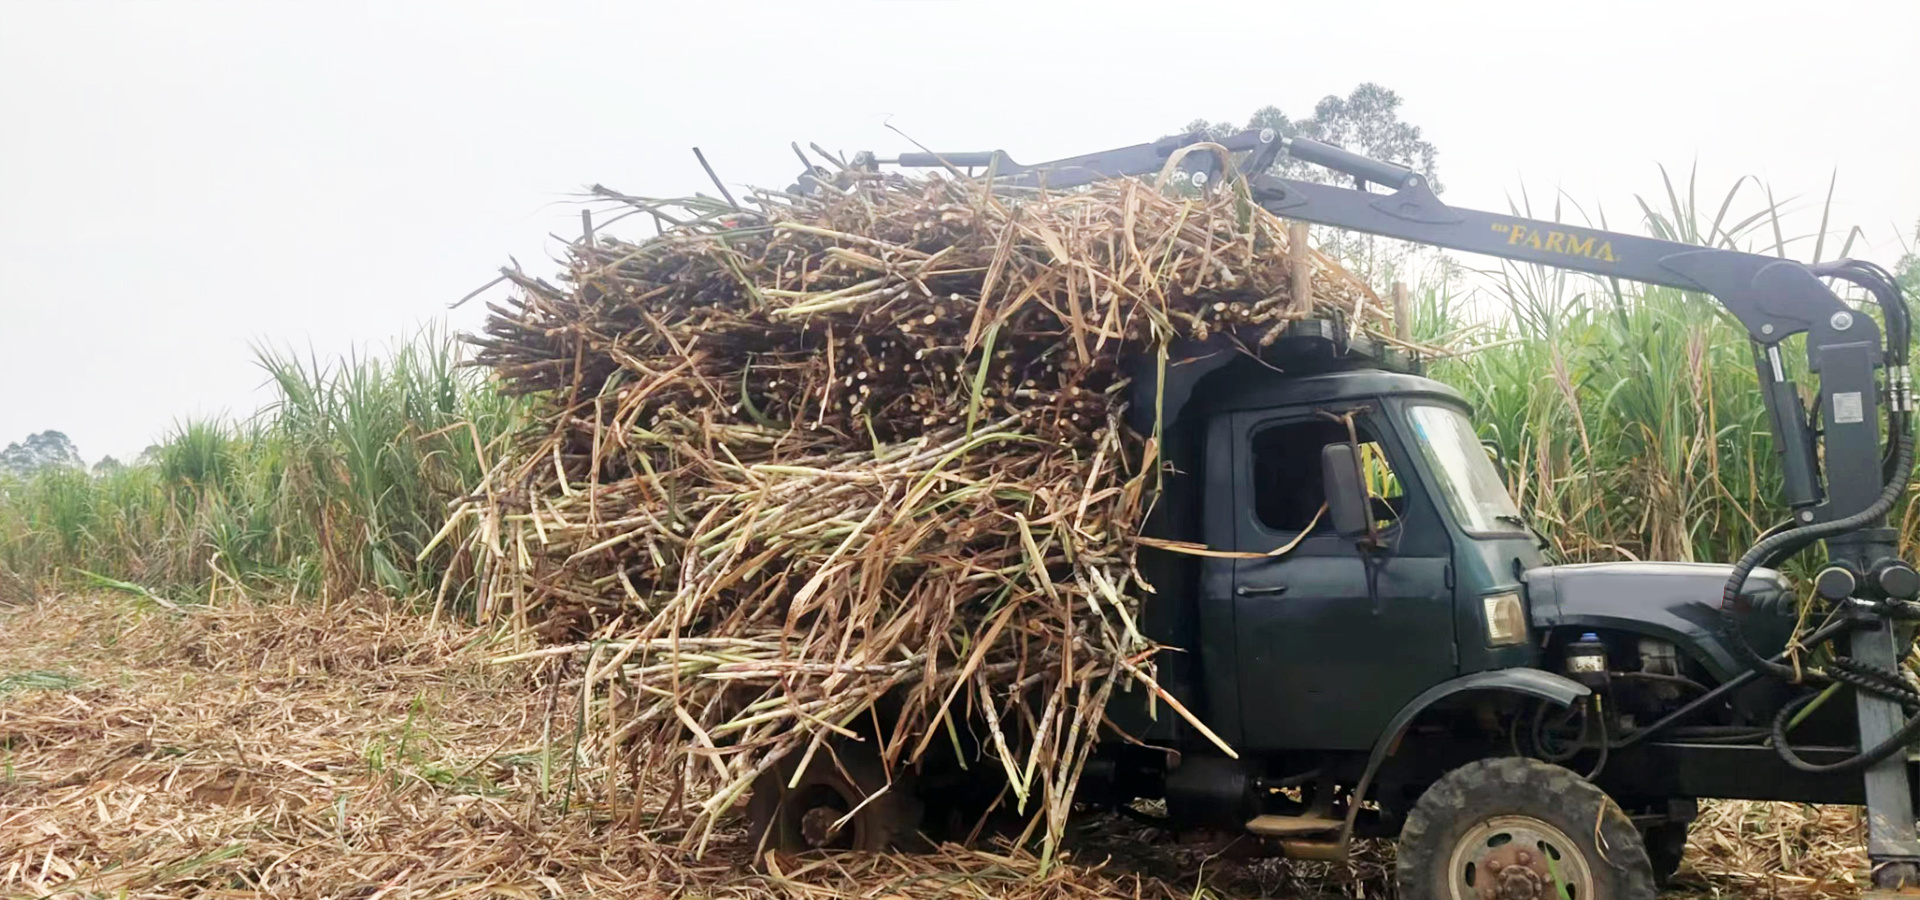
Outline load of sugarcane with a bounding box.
[455,159,1409,855]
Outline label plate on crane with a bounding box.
[1835,391,1866,424]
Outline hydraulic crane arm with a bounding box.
[839,127,1920,880]
[1233,133,1909,531]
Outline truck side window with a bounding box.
[1251,419,1403,533]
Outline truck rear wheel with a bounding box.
[1396,757,1655,900]
[746,745,921,853]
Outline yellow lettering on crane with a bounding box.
[1490,220,1622,264]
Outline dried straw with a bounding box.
[1683,800,1868,898]
[0,594,1174,898]
[451,165,1424,855]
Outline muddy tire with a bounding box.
[747,744,921,853]
[1396,757,1655,900]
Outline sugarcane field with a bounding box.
[4,5,1919,900]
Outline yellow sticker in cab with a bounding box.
[1490,222,1618,262]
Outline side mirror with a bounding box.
[1321,443,1372,538]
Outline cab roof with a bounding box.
[1200,366,1469,416]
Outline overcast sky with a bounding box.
[3,0,1916,462]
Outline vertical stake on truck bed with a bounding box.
[1287,222,1313,317]
[1391,282,1411,344]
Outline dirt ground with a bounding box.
[0,594,1868,898]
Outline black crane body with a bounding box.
[754,130,1920,900]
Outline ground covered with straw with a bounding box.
[0,593,1155,899]
[0,593,1872,899]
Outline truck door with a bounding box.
[1224,407,1457,751]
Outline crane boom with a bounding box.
[824,128,1920,875]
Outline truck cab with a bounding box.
[1193,368,1542,752]
[1117,327,1546,754]
[1092,326,1813,888]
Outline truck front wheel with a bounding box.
[1395,757,1655,900]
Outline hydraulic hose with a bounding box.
[1719,263,1916,680]
[1722,262,1918,772]
[1771,685,1920,774]
[1764,633,1920,774]
[1582,697,1611,780]
[1719,422,1913,624]
[1753,517,1805,571]
[1531,701,1587,763]
[1831,260,1913,366]
[1826,261,1912,483]
[1828,657,1920,712]
[1716,427,1909,682]
[1530,696,1611,779]
[1617,617,1854,750]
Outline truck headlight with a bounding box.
[1483,592,1527,646]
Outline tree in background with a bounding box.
[1186,83,1442,278]
[0,431,83,478]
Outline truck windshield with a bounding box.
[1407,404,1528,535]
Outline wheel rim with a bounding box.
[785,783,857,850]
[1445,814,1596,900]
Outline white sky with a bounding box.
[3,0,1916,462]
